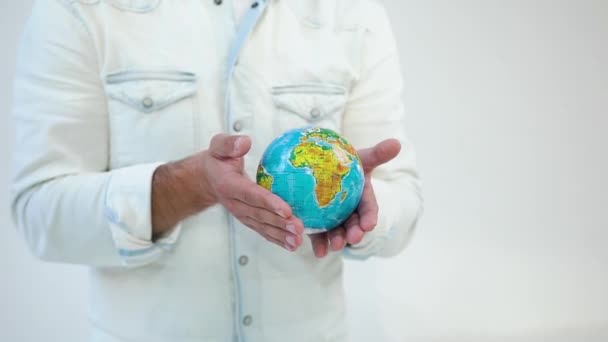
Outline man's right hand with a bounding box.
[151,134,304,251]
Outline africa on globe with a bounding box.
[256,127,365,234]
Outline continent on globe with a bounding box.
[256,127,365,233]
[256,165,274,191]
[290,129,356,208]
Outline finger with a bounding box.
[343,213,360,232]
[240,216,302,251]
[343,213,365,245]
[241,202,305,236]
[226,199,291,231]
[328,226,347,251]
[209,134,252,159]
[239,215,301,245]
[219,177,293,219]
[309,233,329,258]
[357,180,379,232]
[357,139,401,173]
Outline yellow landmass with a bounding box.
[256,165,273,191]
[291,142,350,207]
[305,129,360,164]
[340,191,348,203]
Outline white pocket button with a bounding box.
[142,97,154,109]
[310,107,321,119]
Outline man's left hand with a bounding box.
[309,139,402,258]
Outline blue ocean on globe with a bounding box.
[256,127,365,233]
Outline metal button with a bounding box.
[310,107,321,119]
[233,120,243,132]
[214,0,222,5]
[242,315,253,326]
[142,97,154,109]
[238,255,249,266]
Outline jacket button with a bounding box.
[142,97,154,109]
[233,120,243,132]
[238,255,249,266]
[242,315,253,326]
[214,0,222,5]
[310,107,321,119]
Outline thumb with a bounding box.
[357,138,401,172]
[209,134,252,159]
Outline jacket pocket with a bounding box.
[270,82,347,134]
[104,69,199,168]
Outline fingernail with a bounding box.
[286,224,297,234]
[286,235,297,248]
[285,243,295,252]
[276,209,287,218]
[331,236,341,249]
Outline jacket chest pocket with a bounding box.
[270,83,347,135]
[104,70,200,168]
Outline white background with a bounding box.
[1,1,607,341]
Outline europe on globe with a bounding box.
[256,127,365,234]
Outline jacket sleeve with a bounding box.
[10,0,181,268]
[342,3,423,260]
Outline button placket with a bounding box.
[224,1,269,339]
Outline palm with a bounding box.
[309,139,402,257]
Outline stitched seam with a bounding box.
[53,0,106,121]
[107,0,161,13]
[55,0,96,39]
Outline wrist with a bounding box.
[151,153,216,240]
[179,152,218,208]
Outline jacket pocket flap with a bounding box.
[270,83,347,121]
[105,70,197,113]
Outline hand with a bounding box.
[152,134,305,251]
[308,139,402,258]
[203,134,305,250]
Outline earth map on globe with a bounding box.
[256,127,365,233]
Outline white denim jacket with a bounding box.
[11,0,423,341]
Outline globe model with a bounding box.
[256,127,365,234]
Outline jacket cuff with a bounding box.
[343,177,415,260]
[103,162,181,267]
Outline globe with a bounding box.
[256,127,365,234]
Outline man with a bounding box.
[11,0,423,341]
